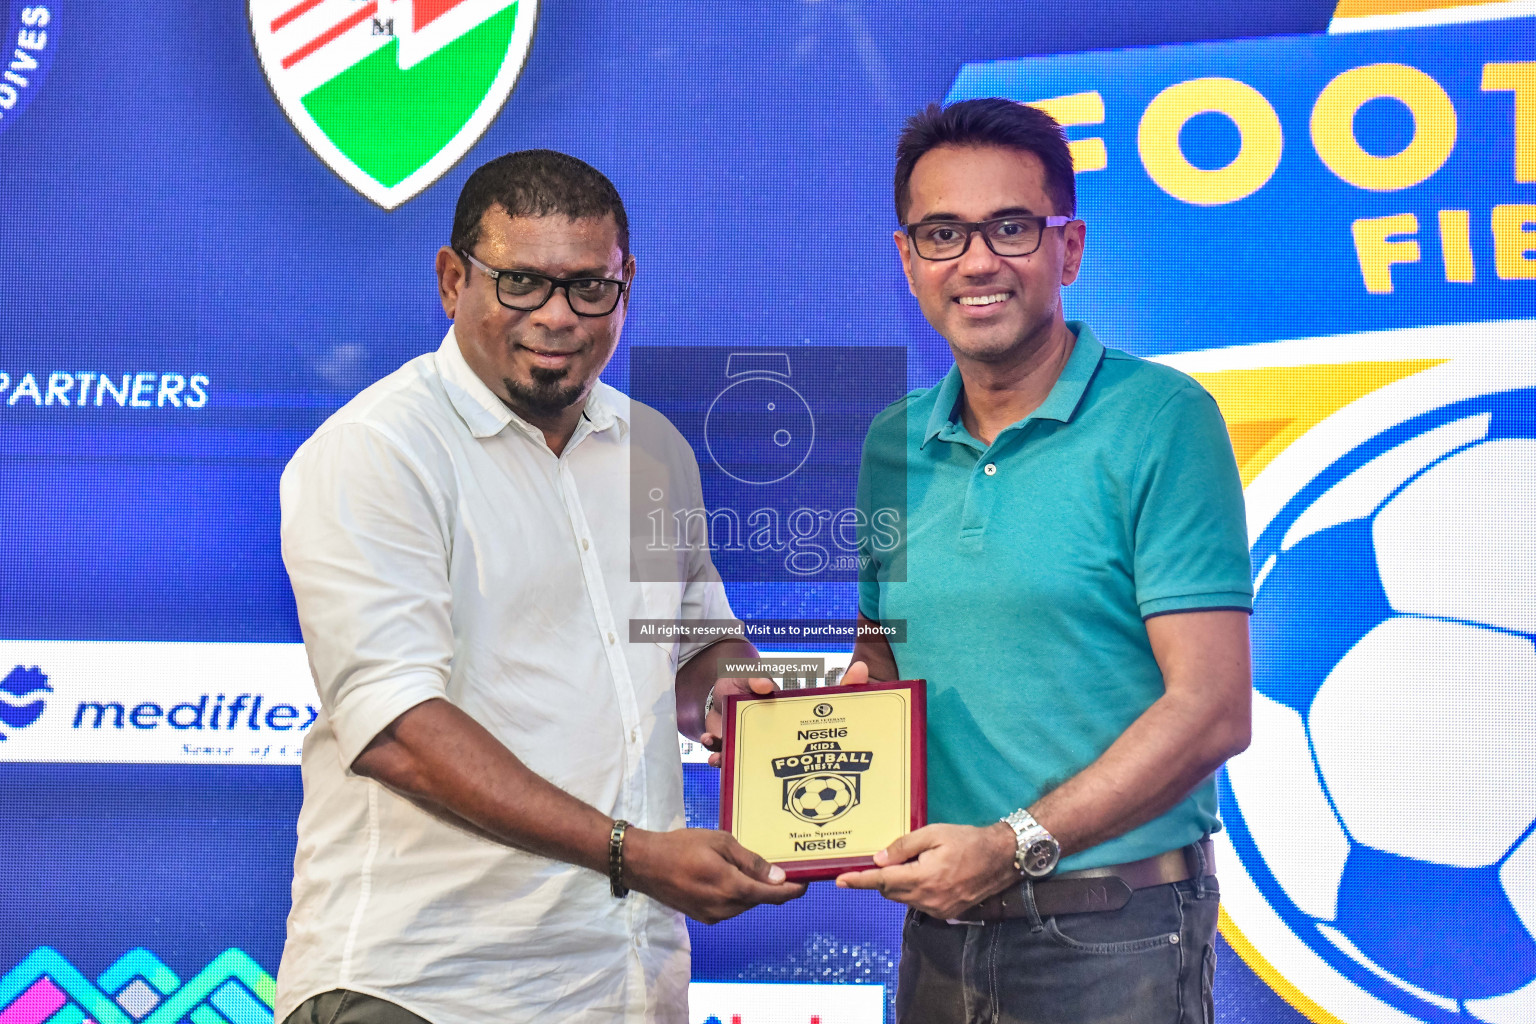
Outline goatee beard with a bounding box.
[502,368,585,418]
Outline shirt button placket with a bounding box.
[958,456,998,549]
[559,458,643,830]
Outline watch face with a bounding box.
[1025,838,1060,875]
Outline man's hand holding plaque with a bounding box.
[700,671,777,769]
[834,822,1021,919]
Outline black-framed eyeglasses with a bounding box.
[458,249,628,317]
[903,215,1075,261]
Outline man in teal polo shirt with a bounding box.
[836,99,1253,1022]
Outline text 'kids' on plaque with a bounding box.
[720,680,926,882]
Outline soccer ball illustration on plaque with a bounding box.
[704,353,816,485]
[1225,378,1536,1024]
[785,773,860,827]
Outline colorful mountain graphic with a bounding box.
[0,948,275,1024]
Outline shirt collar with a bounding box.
[434,326,627,441]
[921,320,1105,448]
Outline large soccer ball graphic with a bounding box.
[787,773,858,825]
[1225,385,1536,1023]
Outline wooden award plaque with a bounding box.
[719,680,926,882]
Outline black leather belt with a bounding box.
[951,838,1216,923]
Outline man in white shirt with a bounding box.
[275,150,804,1024]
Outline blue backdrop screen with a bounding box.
[3,2,1532,1022]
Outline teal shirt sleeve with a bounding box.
[1130,384,1254,618]
[857,518,882,621]
[855,399,911,621]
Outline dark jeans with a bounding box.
[283,990,433,1024]
[896,878,1219,1024]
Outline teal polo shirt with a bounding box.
[857,322,1252,871]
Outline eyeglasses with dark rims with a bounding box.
[457,248,628,317]
[903,214,1075,261]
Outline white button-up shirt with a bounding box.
[274,328,735,1024]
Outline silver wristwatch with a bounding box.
[1000,808,1061,879]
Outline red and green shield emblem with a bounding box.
[250,0,538,209]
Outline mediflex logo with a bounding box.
[71,692,317,734]
[0,641,316,765]
[0,665,50,740]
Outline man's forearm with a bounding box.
[352,694,808,921]
[1029,609,1251,858]
[675,638,759,739]
[352,698,614,874]
[1029,689,1249,858]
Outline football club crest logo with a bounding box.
[249,0,539,209]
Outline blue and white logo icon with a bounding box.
[1226,370,1536,1023]
[0,665,50,740]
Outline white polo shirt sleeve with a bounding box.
[280,420,454,768]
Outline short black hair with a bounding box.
[894,99,1076,223]
[451,149,630,256]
